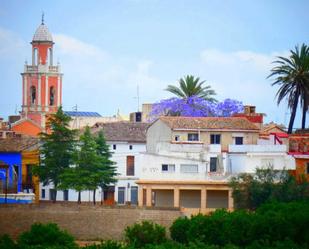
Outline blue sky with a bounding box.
[0,0,308,127]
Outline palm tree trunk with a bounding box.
[288,93,300,134]
[93,189,96,205]
[301,97,308,129]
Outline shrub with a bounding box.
[84,240,124,249]
[0,234,17,249]
[169,202,309,248]
[170,216,190,244]
[17,223,78,249]
[187,210,230,246]
[125,221,166,248]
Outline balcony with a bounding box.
[24,65,59,73]
[229,144,287,153]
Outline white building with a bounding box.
[40,121,148,203]
[137,116,295,213]
[91,122,148,205]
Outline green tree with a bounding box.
[166,75,217,102]
[33,107,77,203]
[268,44,309,133]
[230,167,309,210]
[60,127,117,204]
[94,130,117,204]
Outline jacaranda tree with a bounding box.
[149,96,243,121]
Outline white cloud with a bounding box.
[0,27,26,57]
[54,34,108,60]
[199,49,292,124]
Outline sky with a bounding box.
[0,0,308,127]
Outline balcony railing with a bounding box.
[25,65,38,71]
[49,66,59,72]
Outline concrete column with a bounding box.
[146,187,152,207]
[45,75,49,111]
[173,187,180,208]
[201,187,207,209]
[38,75,41,110]
[57,76,60,106]
[24,75,27,107]
[228,189,234,210]
[138,186,143,207]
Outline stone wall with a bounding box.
[0,204,182,240]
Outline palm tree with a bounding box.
[166,75,217,102]
[268,44,309,133]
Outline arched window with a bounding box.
[49,86,55,106]
[30,86,36,104]
[33,48,38,65]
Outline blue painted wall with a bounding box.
[0,153,22,192]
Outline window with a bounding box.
[235,137,243,145]
[306,163,309,174]
[113,144,116,150]
[131,186,138,205]
[162,164,175,173]
[210,134,221,144]
[126,156,135,176]
[118,187,125,204]
[49,86,55,106]
[26,164,32,183]
[30,86,36,104]
[41,189,45,199]
[180,164,198,173]
[175,135,179,141]
[188,133,199,141]
[129,145,133,150]
[49,189,56,201]
[63,190,69,201]
[135,112,142,122]
[210,157,217,172]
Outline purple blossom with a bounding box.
[149,96,244,121]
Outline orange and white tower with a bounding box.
[21,15,62,128]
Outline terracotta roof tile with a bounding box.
[91,122,149,143]
[0,136,39,152]
[159,116,260,131]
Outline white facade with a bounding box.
[109,142,146,204]
[39,142,146,203]
[140,119,295,183]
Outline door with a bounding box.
[118,187,125,204]
[131,186,138,205]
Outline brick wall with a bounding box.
[0,204,182,240]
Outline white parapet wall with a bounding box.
[0,193,35,204]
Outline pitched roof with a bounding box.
[91,122,149,143]
[159,116,260,131]
[0,136,39,152]
[262,123,286,133]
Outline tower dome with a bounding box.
[32,19,53,42]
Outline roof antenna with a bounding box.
[41,11,45,25]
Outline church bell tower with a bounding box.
[21,15,62,128]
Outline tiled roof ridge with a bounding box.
[159,116,260,131]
